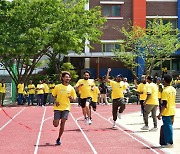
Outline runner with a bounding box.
[76,70,95,125]
[157,74,176,147]
[52,71,77,145]
[106,68,127,128]
[90,85,100,121]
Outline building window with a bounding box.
[102,5,121,17]
[146,19,177,29]
[102,43,120,52]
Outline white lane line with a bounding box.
[43,116,53,122]
[34,107,47,154]
[70,113,97,154]
[93,111,159,154]
[0,107,26,131]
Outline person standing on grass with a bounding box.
[0,79,6,107]
[106,68,127,128]
[27,80,35,106]
[76,70,95,125]
[141,76,159,131]
[52,71,77,145]
[157,74,176,147]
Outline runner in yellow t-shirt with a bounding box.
[17,81,24,105]
[157,74,176,147]
[90,86,100,120]
[27,80,35,105]
[76,70,95,125]
[52,71,77,145]
[0,79,6,107]
[106,68,127,128]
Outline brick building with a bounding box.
[68,0,180,79]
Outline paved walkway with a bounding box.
[117,108,180,154]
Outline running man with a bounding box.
[76,70,95,125]
[106,68,127,128]
[157,74,176,147]
[52,71,77,145]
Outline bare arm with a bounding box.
[106,68,111,83]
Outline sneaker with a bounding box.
[56,138,61,145]
[141,125,149,130]
[150,127,158,131]
[161,144,173,148]
[113,121,116,128]
[88,119,92,125]
[117,112,121,119]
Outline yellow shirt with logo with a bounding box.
[36,84,44,94]
[91,86,100,103]
[76,79,95,99]
[109,80,126,99]
[49,83,55,93]
[43,83,49,94]
[17,83,24,94]
[52,84,77,111]
[28,84,35,94]
[0,83,6,93]
[137,83,148,101]
[161,86,176,116]
[146,83,159,105]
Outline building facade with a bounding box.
[68,0,180,79]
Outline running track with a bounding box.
[1,104,175,154]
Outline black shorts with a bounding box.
[80,97,91,108]
[90,101,97,111]
[54,110,69,120]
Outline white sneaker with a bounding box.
[150,127,158,131]
[117,112,121,119]
[113,121,116,128]
[88,119,92,125]
[141,125,149,130]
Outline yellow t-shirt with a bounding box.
[76,79,95,99]
[36,84,44,94]
[43,83,49,93]
[146,83,159,105]
[157,83,164,99]
[49,83,55,93]
[137,83,148,101]
[0,83,6,93]
[109,80,126,99]
[52,84,77,111]
[28,84,35,94]
[91,86,100,103]
[161,86,176,116]
[17,83,24,94]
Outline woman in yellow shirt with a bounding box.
[17,80,24,105]
[36,80,44,106]
[0,79,6,107]
[27,80,35,105]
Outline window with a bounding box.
[102,43,120,52]
[146,19,177,29]
[102,5,121,17]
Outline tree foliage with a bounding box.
[114,19,180,78]
[0,0,106,85]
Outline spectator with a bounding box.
[0,79,6,107]
[17,80,24,105]
[99,78,109,105]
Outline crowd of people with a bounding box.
[0,69,177,147]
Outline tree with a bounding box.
[0,0,106,85]
[113,19,180,78]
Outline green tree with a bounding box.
[0,0,106,85]
[113,19,180,78]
